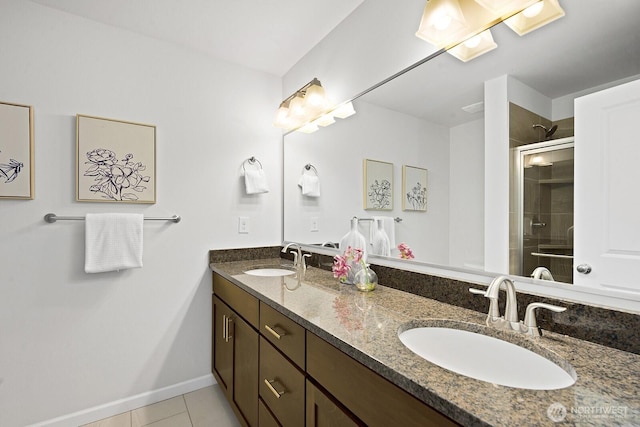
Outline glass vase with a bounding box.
[354,264,378,292]
[339,217,367,261]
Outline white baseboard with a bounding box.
[28,374,216,427]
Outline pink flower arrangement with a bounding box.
[398,243,414,260]
[332,246,364,282]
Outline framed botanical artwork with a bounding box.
[77,114,156,203]
[0,101,34,199]
[363,158,393,210]
[402,165,427,211]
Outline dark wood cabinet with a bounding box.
[212,276,259,427]
[212,272,459,427]
[306,380,363,427]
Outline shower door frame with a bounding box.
[514,136,575,279]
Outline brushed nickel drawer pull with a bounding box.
[226,318,233,342]
[264,324,286,340]
[222,315,227,341]
[264,379,285,398]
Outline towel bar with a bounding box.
[44,213,181,223]
[355,216,402,223]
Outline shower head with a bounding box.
[532,124,558,140]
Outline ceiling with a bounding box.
[28,0,364,76]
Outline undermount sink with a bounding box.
[398,325,576,390]
[244,267,296,277]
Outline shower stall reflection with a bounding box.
[513,137,575,283]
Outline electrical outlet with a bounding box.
[310,217,319,232]
[238,217,249,234]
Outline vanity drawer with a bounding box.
[259,337,305,427]
[213,273,258,329]
[307,332,459,427]
[259,301,305,369]
[258,398,280,427]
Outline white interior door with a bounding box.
[574,78,640,295]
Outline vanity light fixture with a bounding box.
[473,0,539,16]
[503,0,565,36]
[416,0,564,61]
[447,29,497,62]
[273,78,356,133]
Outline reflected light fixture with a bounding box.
[504,0,565,36]
[447,29,497,62]
[273,78,356,133]
[416,0,563,62]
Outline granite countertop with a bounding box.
[210,258,640,427]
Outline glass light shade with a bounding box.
[313,113,335,127]
[416,0,505,50]
[273,104,290,129]
[287,93,306,119]
[297,122,319,133]
[415,0,468,48]
[473,0,539,16]
[447,29,497,62]
[332,102,356,119]
[504,0,565,36]
[304,81,328,112]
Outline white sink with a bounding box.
[399,326,576,390]
[244,268,296,277]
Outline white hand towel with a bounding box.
[298,174,320,197]
[373,216,396,248]
[371,220,391,256]
[244,168,269,194]
[85,213,144,273]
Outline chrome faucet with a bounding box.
[531,266,554,281]
[484,275,520,330]
[281,243,309,271]
[470,275,567,337]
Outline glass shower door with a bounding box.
[517,138,574,283]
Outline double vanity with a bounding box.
[210,250,639,426]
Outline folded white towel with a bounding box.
[371,216,396,248]
[85,213,144,273]
[298,174,320,197]
[244,168,269,194]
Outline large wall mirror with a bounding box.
[283,1,640,310]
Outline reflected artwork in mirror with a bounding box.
[283,1,640,309]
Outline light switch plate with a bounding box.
[310,217,319,232]
[238,217,249,234]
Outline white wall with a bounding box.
[0,1,282,425]
[449,119,485,270]
[283,100,450,264]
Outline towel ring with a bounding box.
[303,163,318,175]
[243,156,263,173]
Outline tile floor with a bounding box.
[81,385,240,427]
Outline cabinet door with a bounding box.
[233,311,259,427]
[306,380,363,427]
[212,295,233,398]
